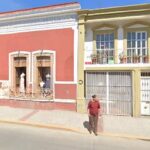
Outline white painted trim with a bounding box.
[32,50,56,98]
[85,63,150,69]
[8,53,11,87]
[0,12,78,35]
[72,25,78,83]
[9,51,30,55]
[54,99,76,103]
[32,50,56,55]
[7,97,76,103]
[106,72,109,114]
[9,51,30,88]
[0,23,78,35]
[55,81,77,84]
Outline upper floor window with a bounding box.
[127,31,148,63]
[96,33,114,64]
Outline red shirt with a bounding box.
[88,100,100,116]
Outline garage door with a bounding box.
[86,72,132,115]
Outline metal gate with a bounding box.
[86,72,132,115]
[141,72,150,115]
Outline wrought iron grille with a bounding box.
[86,71,132,115]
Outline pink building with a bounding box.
[0,2,80,110]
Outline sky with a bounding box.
[0,0,150,12]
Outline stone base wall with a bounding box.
[0,80,9,98]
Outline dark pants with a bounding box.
[89,115,98,134]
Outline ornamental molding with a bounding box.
[0,3,80,21]
[0,13,78,34]
[128,24,149,28]
[0,3,80,34]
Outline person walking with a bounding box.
[87,94,101,136]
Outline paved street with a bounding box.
[0,123,150,150]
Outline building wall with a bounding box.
[84,26,93,64]
[78,4,150,115]
[0,28,74,81]
[0,2,80,111]
[0,28,77,99]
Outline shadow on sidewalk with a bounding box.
[83,121,91,133]
[83,117,103,134]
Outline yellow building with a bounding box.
[77,4,150,117]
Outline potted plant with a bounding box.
[91,53,97,64]
[119,51,126,63]
[102,51,108,64]
[144,55,148,63]
[133,54,139,63]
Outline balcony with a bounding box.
[125,55,149,64]
[85,50,149,65]
[90,53,114,64]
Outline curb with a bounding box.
[0,119,150,141]
[0,119,85,134]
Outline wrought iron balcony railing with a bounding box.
[85,50,149,65]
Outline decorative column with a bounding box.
[132,69,141,117]
[77,14,86,113]
[117,26,124,64]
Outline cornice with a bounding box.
[0,13,78,34]
[0,13,77,27]
[0,3,80,34]
[0,3,80,22]
[77,3,150,21]
[88,3,150,15]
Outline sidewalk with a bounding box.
[0,106,150,140]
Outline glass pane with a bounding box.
[105,42,109,49]
[138,49,140,55]
[96,42,100,49]
[110,33,114,41]
[127,41,131,48]
[101,42,104,49]
[127,49,131,56]
[142,32,146,39]
[127,32,131,40]
[96,35,100,41]
[109,50,113,56]
[142,41,146,48]
[132,41,136,47]
[132,49,136,55]
[110,42,114,49]
[105,34,109,41]
[142,49,146,55]
[137,41,141,47]
[101,34,104,41]
[137,33,141,40]
[132,32,135,40]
